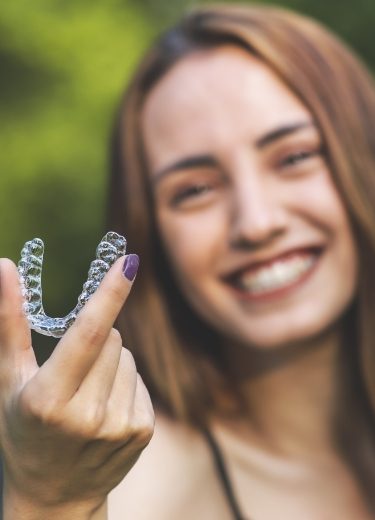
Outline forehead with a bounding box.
[141,46,311,170]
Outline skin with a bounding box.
[110,46,372,519]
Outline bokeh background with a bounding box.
[1,0,374,356]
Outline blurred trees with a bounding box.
[0,1,154,328]
[0,0,373,353]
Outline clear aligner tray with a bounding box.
[17,232,127,337]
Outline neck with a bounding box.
[223,327,341,459]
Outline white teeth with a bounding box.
[237,255,316,294]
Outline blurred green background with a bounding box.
[1,0,374,354]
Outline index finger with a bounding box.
[38,254,139,398]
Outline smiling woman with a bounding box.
[2,4,375,520]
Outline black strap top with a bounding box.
[202,429,248,520]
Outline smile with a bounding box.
[226,249,322,300]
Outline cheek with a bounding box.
[156,207,227,281]
[294,171,353,239]
[298,175,358,287]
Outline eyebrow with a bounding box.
[152,120,315,184]
[255,120,314,148]
[152,155,217,185]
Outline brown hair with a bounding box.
[107,4,375,502]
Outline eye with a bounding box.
[279,148,323,169]
[170,183,213,207]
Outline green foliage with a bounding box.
[0,1,154,320]
[136,0,375,69]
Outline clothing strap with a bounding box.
[202,428,248,520]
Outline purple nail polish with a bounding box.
[123,254,139,281]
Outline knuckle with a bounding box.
[101,409,154,446]
[19,387,62,426]
[18,386,37,416]
[0,306,24,324]
[95,411,131,443]
[77,404,106,437]
[106,283,127,307]
[133,422,154,447]
[131,411,155,447]
[76,316,107,346]
[108,328,122,344]
[105,425,130,443]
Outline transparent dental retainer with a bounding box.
[17,231,127,338]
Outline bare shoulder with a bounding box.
[108,412,218,519]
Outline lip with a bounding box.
[222,246,324,302]
[222,245,324,279]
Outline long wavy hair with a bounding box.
[107,4,375,505]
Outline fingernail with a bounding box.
[123,254,139,281]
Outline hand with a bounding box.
[0,255,154,518]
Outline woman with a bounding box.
[1,4,375,519]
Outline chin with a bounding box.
[231,313,344,352]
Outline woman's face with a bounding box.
[141,46,358,349]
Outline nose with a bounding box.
[228,174,287,249]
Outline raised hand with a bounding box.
[0,255,154,519]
